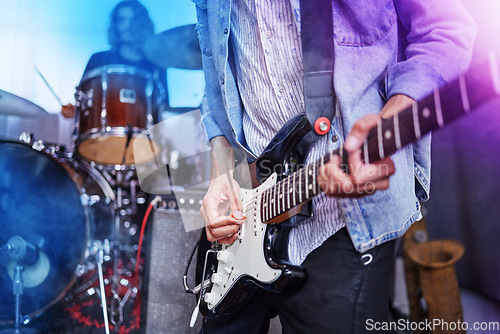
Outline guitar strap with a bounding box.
[300,0,336,136]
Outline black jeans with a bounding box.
[200,228,396,334]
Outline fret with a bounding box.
[287,174,291,211]
[304,167,309,199]
[489,51,500,95]
[298,170,302,203]
[412,101,421,139]
[260,190,266,222]
[264,188,268,221]
[433,88,444,128]
[274,182,280,216]
[377,121,385,160]
[271,183,276,219]
[268,188,272,221]
[268,188,272,220]
[263,189,268,222]
[459,74,471,113]
[267,188,271,221]
[276,184,279,217]
[282,179,285,212]
[393,112,402,150]
[293,172,296,207]
[262,189,266,222]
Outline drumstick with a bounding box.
[34,66,64,106]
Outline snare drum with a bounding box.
[74,65,158,166]
[0,140,113,324]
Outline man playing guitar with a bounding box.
[194,0,476,332]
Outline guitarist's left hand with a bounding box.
[318,94,413,198]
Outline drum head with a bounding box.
[77,134,160,166]
[0,141,88,323]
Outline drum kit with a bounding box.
[0,24,202,333]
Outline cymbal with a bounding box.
[143,24,202,70]
[0,89,47,117]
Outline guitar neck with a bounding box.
[260,53,500,224]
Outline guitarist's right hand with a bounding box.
[200,137,245,244]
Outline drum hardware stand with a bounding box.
[94,240,111,334]
[106,166,141,328]
[81,161,142,330]
[18,132,34,145]
[0,243,39,334]
[109,276,139,326]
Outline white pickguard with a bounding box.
[204,173,281,310]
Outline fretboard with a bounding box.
[260,53,500,224]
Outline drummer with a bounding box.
[61,0,168,120]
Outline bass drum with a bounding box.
[0,140,112,324]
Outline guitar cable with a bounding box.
[135,195,162,284]
[183,239,200,294]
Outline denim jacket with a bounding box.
[192,0,476,252]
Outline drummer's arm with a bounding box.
[61,103,75,118]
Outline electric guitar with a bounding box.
[197,54,500,319]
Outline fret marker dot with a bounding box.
[384,130,392,140]
[309,170,312,175]
[289,188,293,193]
[308,184,312,190]
[422,107,431,118]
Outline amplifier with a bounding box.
[143,195,203,334]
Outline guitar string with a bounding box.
[237,115,417,216]
[237,163,319,216]
[231,110,427,218]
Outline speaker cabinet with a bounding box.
[143,195,202,333]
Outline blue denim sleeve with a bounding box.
[200,93,225,140]
[388,0,477,100]
[387,0,476,202]
[193,0,225,141]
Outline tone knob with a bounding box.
[211,273,223,286]
[217,250,229,264]
[204,292,216,305]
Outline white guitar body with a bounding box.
[203,173,281,312]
